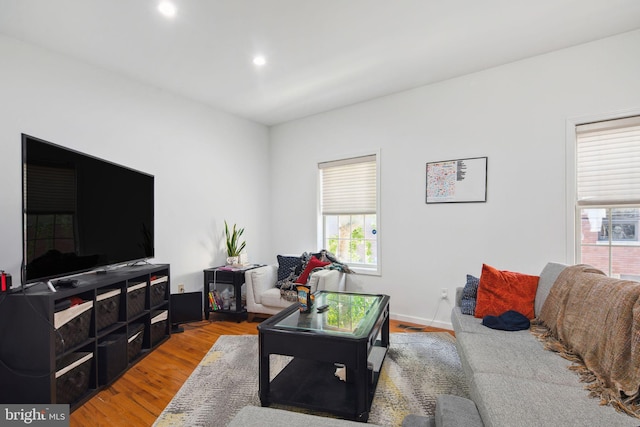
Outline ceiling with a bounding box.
[1,1,640,126]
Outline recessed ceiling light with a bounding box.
[253,56,267,67]
[158,1,177,18]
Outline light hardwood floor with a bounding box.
[70,317,452,427]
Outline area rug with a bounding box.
[154,333,470,427]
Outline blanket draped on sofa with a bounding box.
[531,264,640,418]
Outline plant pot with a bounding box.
[226,256,239,265]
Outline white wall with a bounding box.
[0,35,271,293]
[269,30,640,328]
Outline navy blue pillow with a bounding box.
[277,255,302,281]
[460,274,479,315]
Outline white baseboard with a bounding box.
[390,312,453,331]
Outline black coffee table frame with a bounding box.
[257,291,390,422]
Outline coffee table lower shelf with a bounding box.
[264,354,385,422]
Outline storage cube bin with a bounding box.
[150,276,168,307]
[127,323,145,362]
[96,289,121,331]
[98,333,127,385]
[150,310,168,346]
[127,282,146,319]
[54,300,93,355]
[55,352,93,404]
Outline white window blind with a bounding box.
[576,115,640,206]
[319,155,376,215]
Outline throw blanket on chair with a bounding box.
[531,264,640,418]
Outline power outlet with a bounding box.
[178,284,185,294]
[441,288,448,300]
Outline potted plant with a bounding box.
[224,220,246,265]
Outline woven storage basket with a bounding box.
[150,310,168,346]
[150,276,168,307]
[127,282,146,319]
[96,289,121,331]
[54,300,93,355]
[55,352,93,404]
[127,323,145,362]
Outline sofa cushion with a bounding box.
[435,395,483,427]
[276,254,303,282]
[455,331,577,386]
[534,262,566,317]
[248,267,276,305]
[460,275,479,315]
[469,373,639,427]
[401,414,435,427]
[475,264,539,319]
[260,288,295,309]
[451,307,495,335]
[295,256,330,284]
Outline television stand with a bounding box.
[0,264,171,411]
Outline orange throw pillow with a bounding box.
[474,264,539,319]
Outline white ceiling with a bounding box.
[1,1,640,126]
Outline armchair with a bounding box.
[245,264,346,321]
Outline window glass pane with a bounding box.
[580,244,610,274]
[612,246,640,280]
[323,214,377,266]
[368,240,378,264]
[605,208,639,242]
[325,216,338,240]
[365,215,377,242]
[581,209,605,244]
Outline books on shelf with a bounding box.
[208,290,225,311]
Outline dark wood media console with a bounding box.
[0,264,171,411]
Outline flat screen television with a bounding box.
[22,134,154,284]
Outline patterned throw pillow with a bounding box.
[460,274,480,315]
[276,255,302,282]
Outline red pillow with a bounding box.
[295,256,331,284]
[474,264,539,319]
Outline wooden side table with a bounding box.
[203,265,261,321]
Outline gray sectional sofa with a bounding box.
[447,262,639,427]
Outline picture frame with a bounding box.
[426,156,487,204]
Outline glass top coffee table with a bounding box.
[257,291,390,422]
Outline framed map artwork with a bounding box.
[426,157,487,204]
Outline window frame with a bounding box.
[318,150,381,276]
[566,109,640,273]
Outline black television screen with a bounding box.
[22,134,154,283]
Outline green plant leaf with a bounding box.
[224,220,246,256]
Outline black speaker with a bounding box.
[170,291,203,333]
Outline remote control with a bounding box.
[317,304,329,313]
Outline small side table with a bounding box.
[203,265,261,321]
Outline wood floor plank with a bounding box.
[70,318,450,426]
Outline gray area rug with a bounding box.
[154,332,469,427]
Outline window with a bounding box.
[576,115,640,280]
[319,154,379,273]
